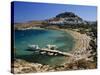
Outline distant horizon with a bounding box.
[12,1,97,23]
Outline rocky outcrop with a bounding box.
[11,59,48,73]
[11,58,96,74]
[45,12,87,25]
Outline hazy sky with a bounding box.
[12,1,97,23]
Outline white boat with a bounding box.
[28,45,39,50]
[46,44,57,50]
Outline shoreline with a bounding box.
[15,27,93,61]
[15,27,45,30]
[12,27,96,73]
[60,29,94,62]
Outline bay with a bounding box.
[14,29,75,65]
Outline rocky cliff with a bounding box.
[45,12,87,25]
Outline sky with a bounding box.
[12,1,97,23]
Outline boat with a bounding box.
[46,44,57,50]
[28,45,39,50]
[27,44,73,57]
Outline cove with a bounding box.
[14,29,75,65]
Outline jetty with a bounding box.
[27,44,73,57]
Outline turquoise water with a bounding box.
[14,29,75,65]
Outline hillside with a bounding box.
[45,12,87,25]
[14,21,43,30]
[14,12,96,30]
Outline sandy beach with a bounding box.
[60,29,94,63]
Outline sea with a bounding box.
[14,29,75,66]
